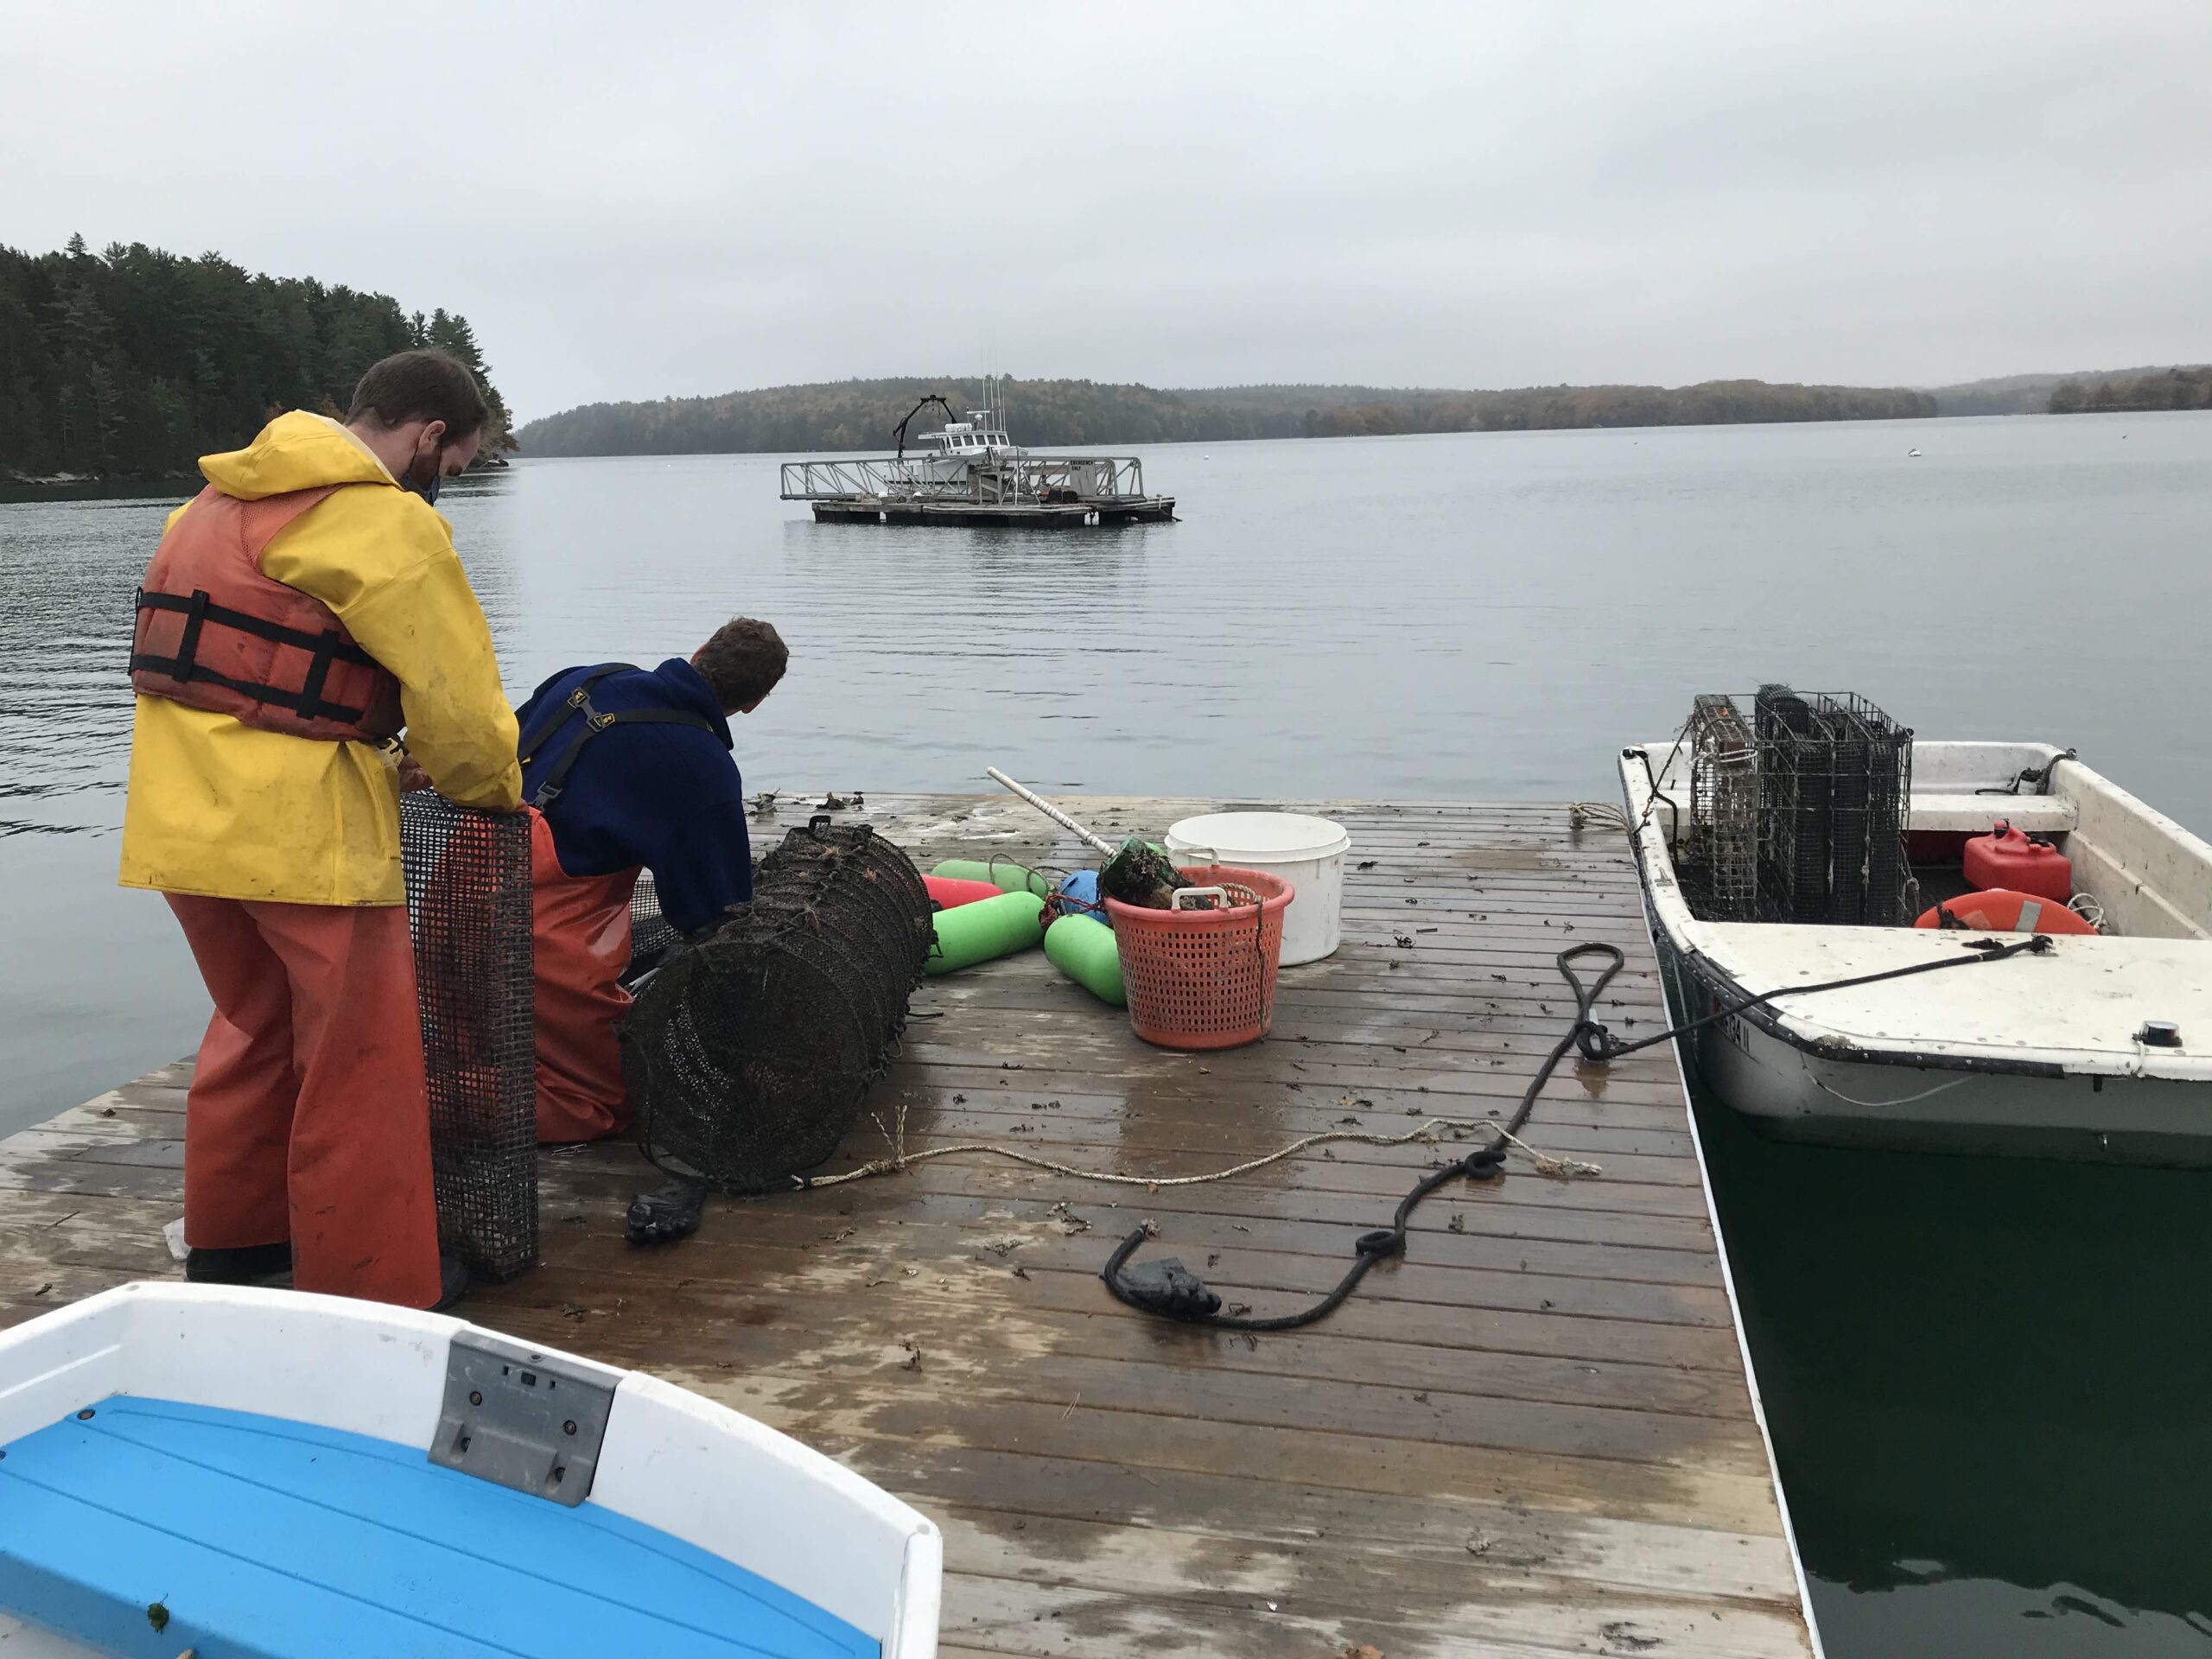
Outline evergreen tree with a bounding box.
[0,238,515,480]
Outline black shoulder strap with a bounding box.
[522,664,718,810]
[518,664,634,765]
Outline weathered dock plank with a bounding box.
[0,796,1814,1657]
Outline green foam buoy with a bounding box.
[1044,912,1125,1007]
[926,889,1046,974]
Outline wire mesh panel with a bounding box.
[1834,695,1914,925]
[1674,690,1915,926]
[400,794,537,1281]
[1755,684,1833,924]
[1682,694,1758,920]
[626,817,931,1192]
[627,870,683,975]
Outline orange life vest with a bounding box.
[130,485,404,744]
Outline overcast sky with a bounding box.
[7,2,2207,419]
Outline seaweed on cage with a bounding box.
[400,794,537,1281]
[1098,836,1185,910]
[624,817,931,1193]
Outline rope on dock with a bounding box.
[793,1104,1599,1194]
[1096,942,1626,1331]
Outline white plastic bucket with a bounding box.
[1165,811,1350,966]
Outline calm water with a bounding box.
[3,412,2210,1652]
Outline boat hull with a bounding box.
[1647,896,2212,1167]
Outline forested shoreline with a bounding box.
[519,375,1939,456]
[2048,365,2212,413]
[0,237,512,483]
[4,233,2199,479]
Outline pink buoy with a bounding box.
[923,874,1005,911]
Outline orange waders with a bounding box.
[167,894,442,1308]
[528,809,639,1144]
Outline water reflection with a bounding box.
[1692,1084,2212,1655]
[0,493,180,836]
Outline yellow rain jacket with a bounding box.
[119,412,522,906]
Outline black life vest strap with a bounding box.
[131,587,378,724]
[135,588,382,667]
[522,664,719,810]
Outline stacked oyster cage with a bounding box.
[1677,688,1913,926]
[626,817,933,1192]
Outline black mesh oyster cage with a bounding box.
[1675,689,1913,926]
[400,793,538,1281]
[626,816,932,1193]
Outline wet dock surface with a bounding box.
[0,795,1814,1657]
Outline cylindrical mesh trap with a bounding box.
[400,794,537,1281]
[626,817,931,1193]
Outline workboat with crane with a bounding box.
[887,395,1026,486]
[1620,691,2212,1166]
[782,378,1176,526]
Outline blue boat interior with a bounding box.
[0,1395,879,1659]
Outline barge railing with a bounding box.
[780,454,1150,503]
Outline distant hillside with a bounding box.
[1927,365,2187,416]
[2048,365,2211,414]
[518,375,1938,457]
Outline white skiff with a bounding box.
[1622,740,2212,1164]
[0,1281,941,1657]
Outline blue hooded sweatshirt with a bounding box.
[516,658,752,934]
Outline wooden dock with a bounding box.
[0,796,1815,1658]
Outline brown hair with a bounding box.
[694,617,788,710]
[345,348,489,439]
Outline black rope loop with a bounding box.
[1102,931,2055,1333]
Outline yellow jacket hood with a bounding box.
[200,410,397,500]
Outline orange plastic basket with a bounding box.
[1105,863,1294,1051]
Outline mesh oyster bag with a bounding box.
[400,794,537,1281]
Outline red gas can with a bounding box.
[1964,820,2072,903]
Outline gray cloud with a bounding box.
[6,0,2205,417]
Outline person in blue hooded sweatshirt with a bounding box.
[514,617,788,1142]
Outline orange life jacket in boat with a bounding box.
[1913,888,2097,937]
[130,485,404,743]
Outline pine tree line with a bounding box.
[0,236,512,480]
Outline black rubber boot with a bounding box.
[433,1255,472,1313]
[184,1241,292,1285]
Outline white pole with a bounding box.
[984,768,1116,855]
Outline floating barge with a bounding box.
[785,456,1175,527]
[1,795,1813,1657]
[782,391,1176,525]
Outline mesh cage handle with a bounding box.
[1173,886,1230,911]
[808,811,873,847]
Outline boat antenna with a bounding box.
[893,394,956,461]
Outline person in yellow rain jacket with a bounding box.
[119,349,522,1311]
